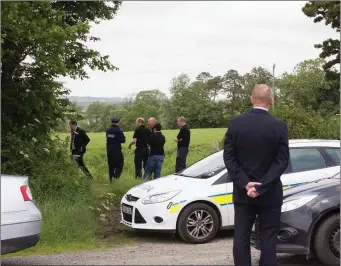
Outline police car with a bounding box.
[120,139,340,244]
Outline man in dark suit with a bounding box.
[223,84,289,266]
[69,120,93,179]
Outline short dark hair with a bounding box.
[153,123,162,131]
[69,119,77,125]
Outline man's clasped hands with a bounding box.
[245,182,262,198]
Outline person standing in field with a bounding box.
[106,117,126,183]
[147,117,157,134]
[143,123,166,179]
[128,117,151,178]
[174,116,190,172]
[223,84,289,266]
[69,120,93,179]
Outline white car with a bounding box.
[1,174,42,254]
[120,139,340,244]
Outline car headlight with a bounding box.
[141,191,181,204]
[281,195,318,213]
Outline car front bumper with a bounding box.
[251,206,313,255]
[120,194,186,232]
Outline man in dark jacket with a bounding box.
[174,116,190,172]
[69,120,93,179]
[223,84,289,266]
[106,117,126,183]
[143,123,166,179]
[128,117,151,178]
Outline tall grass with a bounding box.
[3,128,226,255]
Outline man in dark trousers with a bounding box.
[174,116,190,172]
[128,117,151,178]
[106,117,126,183]
[223,84,289,266]
[69,120,93,179]
[143,123,166,179]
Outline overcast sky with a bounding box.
[63,1,338,98]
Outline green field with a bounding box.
[6,128,226,256]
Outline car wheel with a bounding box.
[314,213,340,265]
[177,202,219,244]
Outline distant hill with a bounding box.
[68,96,124,107]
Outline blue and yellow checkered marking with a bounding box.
[169,200,187,214]
[209,193,234,206]
[282,182,306,190]
[209,182,308,206]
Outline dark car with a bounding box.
[251,173,340,265]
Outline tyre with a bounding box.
[314,213,340,265]
[177,202,220,244]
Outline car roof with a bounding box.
[289,139,340,148]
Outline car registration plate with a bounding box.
[122,205,132,215]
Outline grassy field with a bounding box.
[76,128,226,182]
[6,128,226,256]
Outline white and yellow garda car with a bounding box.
[120,140,340,244]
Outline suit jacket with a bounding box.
[223,108,289,207]
[70,127,90,154]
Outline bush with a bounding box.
[272,104,340,140]
[2,134,92,202]
[1,134,100,252]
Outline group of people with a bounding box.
[70,83,289,266]
[68,116,191,183]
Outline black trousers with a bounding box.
[134,147,149,178]
[233,203,281,266]
[71,151,92,179]
[175,146,189,172]
[107,149,124,182]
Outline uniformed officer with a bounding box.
[106,117,126,183]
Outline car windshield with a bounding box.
[175,151,225,179]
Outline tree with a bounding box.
[222,69,245,115]
[302,1,340,71]
[135,89,168,110]
[237,67,273,109]
[169,73,191,96]
[206,76,223,101]
[302,1,340,115]
[1,1,121,145]
[196,72,212,83]
[277,58,325,110]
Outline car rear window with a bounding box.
[325,148,340,165]
[290,148,326,173]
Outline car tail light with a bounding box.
[20,185,33,201]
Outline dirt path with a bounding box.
[2,232,322,265]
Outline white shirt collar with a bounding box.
[253,106,268,111]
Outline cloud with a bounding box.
[63,1,338,97]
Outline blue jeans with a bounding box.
[143,155,164,179]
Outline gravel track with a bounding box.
[2,232,322,265]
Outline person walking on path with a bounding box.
[223,84,289,266]
[106,117,126,183]
[174,116,190,172]
[69,120,93,179]
[128,117,151,178]
[143,123,166,179]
